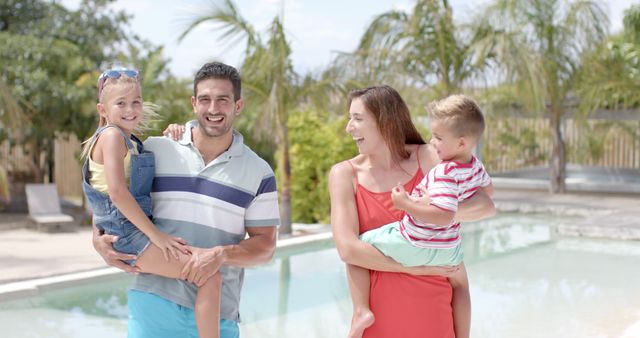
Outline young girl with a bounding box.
[81,68,221,338]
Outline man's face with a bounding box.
[191,78,243,138]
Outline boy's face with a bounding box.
[429,120,465,161]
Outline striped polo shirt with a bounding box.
[131,120,280,322]
[400,155,491,249]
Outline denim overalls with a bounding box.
[82,125,155,265]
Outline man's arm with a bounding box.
[181,226,277,286]
[92,222,140,273]
[221,226,278,266]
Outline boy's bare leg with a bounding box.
[346,264,375,338]
[135,244,221,338]
[449,262,470,338]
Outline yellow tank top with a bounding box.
[89,144,138,193]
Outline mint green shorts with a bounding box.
[360,221,463,267]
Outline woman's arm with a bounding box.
[417,144,496,223]
[455,188,496,222]
[329,161,457,276]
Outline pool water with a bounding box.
[1,213,640,338]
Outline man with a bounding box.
[93,61,280,338]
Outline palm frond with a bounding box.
[178,0,258,50]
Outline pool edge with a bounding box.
[0,231,335,302]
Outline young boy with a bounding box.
[349,94,493,338]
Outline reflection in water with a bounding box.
[2,213,640,338]
[463,216,554,264]
[278,257,291,316]
[277,257,291,336]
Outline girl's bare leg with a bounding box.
[135,244,221,338]
[449,262,470,338]
[346,264,375,338]
[195,272,221,338]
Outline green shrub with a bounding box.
[288,109,356,223]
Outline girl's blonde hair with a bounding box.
[81,73,159,160]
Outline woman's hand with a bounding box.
[404,264,461,277]
[148,230,190,261]
[162,124,185,141]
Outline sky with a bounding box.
[61,0,635,79]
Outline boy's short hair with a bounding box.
[427,94,485,141]
[193,62,242,101]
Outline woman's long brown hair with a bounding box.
[348,85,425,161]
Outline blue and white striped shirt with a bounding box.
[132,120,280,322]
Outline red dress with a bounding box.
[351,161,455,338]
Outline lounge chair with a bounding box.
[25,183,76,232]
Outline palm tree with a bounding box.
[335,0,485,98]
[579,4,640,110]
[0,79,24,133]
[474,0,608,193]
[0,78,29,206]
[179,0,300,235]
[0,98,20,210]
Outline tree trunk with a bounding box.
[278,122,293,236]
[549,112,566,193]
[28,142,45,183]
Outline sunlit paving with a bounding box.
[1,0,639,338]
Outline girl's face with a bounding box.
[429,120,462,161]
[346,98,385,155]
[97,82,143,135]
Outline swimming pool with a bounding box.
[1,213,639,338]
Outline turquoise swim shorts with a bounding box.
[128,290,239,338]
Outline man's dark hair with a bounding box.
[193,62,242,101]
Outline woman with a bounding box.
[329,85,495,338]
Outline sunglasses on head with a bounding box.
[97,69,140,98]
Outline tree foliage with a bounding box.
[333,0,487,99]
[579,4,640,110]
[288,110,356,223]
[0,0,131,181]
[474,0,608,193]
[179,0,341,232]
[0,0,191,186]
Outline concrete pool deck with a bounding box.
[0,221,333,301]
[0,188,638,299]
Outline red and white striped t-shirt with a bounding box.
[399,156,491,249]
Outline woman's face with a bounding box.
[346,98,385,155]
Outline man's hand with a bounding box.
[180,246,226,287]
[93,232,141,273]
